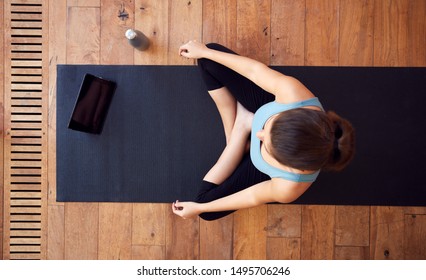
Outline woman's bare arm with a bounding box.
[179,41,315,103]
[172,178,308,219]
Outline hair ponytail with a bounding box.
[324,111,356,172]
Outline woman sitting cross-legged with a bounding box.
[172,41,355,221]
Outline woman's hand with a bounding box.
[179,40,209,59]
[172,200,203,219]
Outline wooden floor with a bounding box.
[2,0,426,260]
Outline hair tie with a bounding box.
[334,124,343,139]
[332,125,343,161]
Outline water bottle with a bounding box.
[125,29,149,51]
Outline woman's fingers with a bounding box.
[172,201,185,220]
[172,200,201,220]
[173,200,184,211]
[179,40,206,59]
[178,45,188,57]
[179,41,193,57]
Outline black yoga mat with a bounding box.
[56,65,426,206]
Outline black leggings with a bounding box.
[195,43,274,221]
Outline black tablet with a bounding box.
[68,73,116,134]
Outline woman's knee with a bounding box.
[199,212,218,221]
[195,180,218,203]
[205,42,225,51]
[197,43,236,66]
[195,180,236,221]
[199,211,234,221]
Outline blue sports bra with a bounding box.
[250,97,324,183]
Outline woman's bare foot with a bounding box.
[234,102,254,134]
[203,103,253,184]
[234,102,253,152]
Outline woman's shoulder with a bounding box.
[270,177,312,203]
[274,75,316,104]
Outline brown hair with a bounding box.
[270,108,355,172]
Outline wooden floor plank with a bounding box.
[335,206,370,247]
[407,0,426,66]
[370,206,405,260]
[404,207,426,215]
[68,0,100,7]
[48,0,67,207]
[10,253,41,260]
[165,208,199,260]
[135,0,169,64]
[168,0,202,65]
[301,205,335,260]
[267,204,301,238]
[338,0,374,66]
[64,203,99,259]
[132,204,166,247]
[100,0,134,64]
[233,206,267,260]
[47,205,64,260]
[270,0,305,66]
[0,0,4,260]
[200,216,233,260]
[66,7,101,64]
[334,246,369,260]
[236,0,270,63]
[3,0,13,260]
[202,0,237,49]
[373,0,409,66]
[98,203,132,260]
[404,214,426,259]
[7,0,44,4]
[40,0,50,260]
[10,3,43,13]
[132,245,165,260]
[266,237,301,260]
[305,0,339,66]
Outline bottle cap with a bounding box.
[125,29,136,40]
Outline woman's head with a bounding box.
[268,108,355,172]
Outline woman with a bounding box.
[172,41,355,221]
